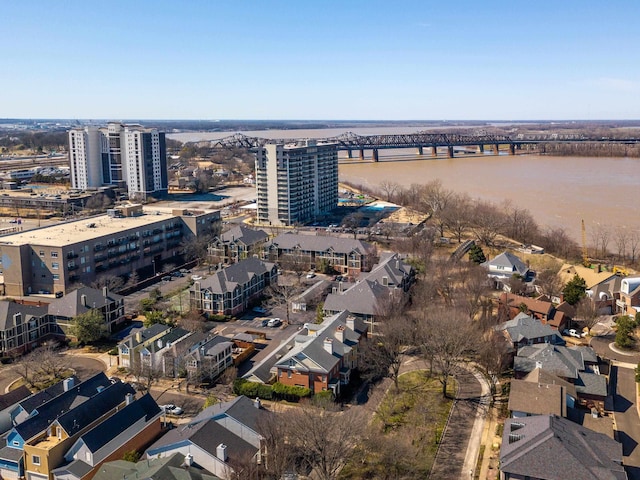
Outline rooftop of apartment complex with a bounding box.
[0,205,218,247]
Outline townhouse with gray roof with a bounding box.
[274,311,367,396]
[182,335,234,382]
[500,415,626,480]
[52,393,162,480]
[161,331,210,378]
[482,251,532,290]
[0,301,53,358]
[189,257,277,317]
[47,286,124,334]
[207,225,269,265]
[0,386,31,436]
[138,326,191,374]
[145,396,268,480]
[262,232,375,277]
[117,323,171,369]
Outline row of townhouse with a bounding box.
[117,324,234,382]
[0,286,124,358]
[0,373,163,480]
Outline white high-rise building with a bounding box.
[255,140,338,226]
[68,122,168,200]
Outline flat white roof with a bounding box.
[0,206,216,248]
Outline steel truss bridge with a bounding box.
[210,131,640,161]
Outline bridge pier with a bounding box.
[492,144,500,155]
[346,149,353,159]
[447,146,454,158]
[509,144,516,155]
[431,146,438,157]
[372,149,379,162]
[478,144,484,153]
[417,146,423,156]
[359,149,364,161]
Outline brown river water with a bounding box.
[168,129,640,243]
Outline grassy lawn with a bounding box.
[340,371,456,479]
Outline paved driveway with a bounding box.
[612,365,640,479]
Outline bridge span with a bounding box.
[211,131,640,161]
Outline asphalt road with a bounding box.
[612,365,640,479]
[591,335,640,363]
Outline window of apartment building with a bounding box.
[52,262,59,270]
[53,274,59,280]
[81,257,86,264]
[39,250,44,257]
[86,266,91,273]
[32,455,40,465]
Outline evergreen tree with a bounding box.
[562,274,587,305]
[468,244,486,264]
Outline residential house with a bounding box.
[182,336,234,381]
[0,302,53,358]
[51,394,162,480]
[117,323,171,369]
[323,253,415,334]
[514,344,607,412]
[508,380,566,418]
[23,381,136,480]
[498,293,571,331]
[92,452,220,480]
[138,327,191,374]
[500,415,626,480]
[207,226,269,265]
[496,312,564,351]
[145,396,268,480]
[522,367,578,410]
[559,264,620,314]
[616,276,640,316]
[262,233,375,277]
[482,251,532,291]
[190,257,277,317]
[47,287,125,335]
[161,331,210,378]
[7,377,80,428]
[274,311,367,396]
[0,386,32,435]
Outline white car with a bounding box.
[160,404,183,415]
[568,329,582,338]
[191,275,203,281]
[306,272,316,279]
[267,318,282,327]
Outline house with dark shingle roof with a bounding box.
[92,452,220,480]
[145,396,268,480]
[508,380,566,418]
[207,225,269,265]
[8,376,80,428]
[23,381,136,480]
[274,311,367,396]
[262,232,375,277]
[500,415,626,480]
[162,331,210,378]
[0,386,32,435]
[189,257,277,316]
[0,301,53,358]
[51,393,162,480]
[514,344,607,412]
[138,327,191,373]
[117,323,171,369]
[182,336,234,381]
[497,312,565,350]
[482,251,531,291]
[47,286,124,334]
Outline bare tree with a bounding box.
[590,223,612,260]
[575,297,600,332]
[419,306,479,397]
[471,200,506,247]
[535,267,564,300]
[614,227,629,262]
[501,201,539,243]
[442,193,473,243]
[279,250,310,283]
[629,231,640,264]
[91,274,124,291]
[256,407,296,479]
[360,294,413,392]
[458,264,491,320]
[13,342,71,389]
[477,330,511,398]
[287,403,364,480]
[180,310,208,333]
[421,180,453,237]
[264,282,303,325]
[378,180,400,202]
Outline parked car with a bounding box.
[306,272,316,279]
[191,275,203,281]
[161,275,172,282]
[253,306,267,314]
[171,271,184,277]
[180,268,191,274]
[261,319,270,327]
[568,329,582,338]
[267,318,282,327]
[160,404,183,415]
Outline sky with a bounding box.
[1,0,639,120]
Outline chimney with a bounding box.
[63,377,75,392]
[103,286,108,298]
[323,338,334,355]
[216,444,227,462]
[184,453,194,467]
[382,276,388,286]
[335,325,345,343]
[535,361,543,369]
[254,397,262,409]
[81,294,88,307]
[396,259,400,270]
[346,316,355,332]
[125,393,134,406]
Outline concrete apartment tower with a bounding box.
[255,140,338,226]
[68,122,168,200]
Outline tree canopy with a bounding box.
[562,274,587,305]
[71,309,107,344]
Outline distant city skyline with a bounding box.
[2,1,639,120]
